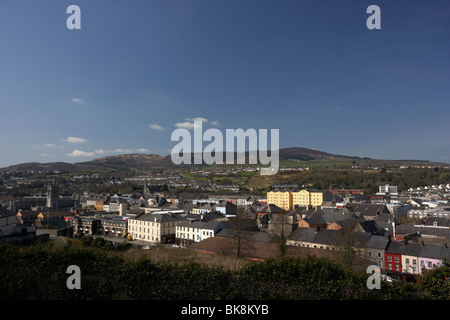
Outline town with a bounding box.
[1,164,449,285]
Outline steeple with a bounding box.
[46,181,59,209]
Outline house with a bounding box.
[384,241,404,280]
[407,198,424,208]
[365,235,389,268]
[345,203,390,221]
[0,205,36,243]
[287,227,338,250]
[175,220,229,246]
[418,245,446,274]
[0,205,18,237]
[267,211,298,238]
[297,209,328,232]
[212,201,237,216]
[192,203,214,214]
[400,242,422,280]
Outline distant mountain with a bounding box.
[0,147,444,172]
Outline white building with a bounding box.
[377,184,398,196]
[175,220,229,246]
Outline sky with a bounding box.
[0,0,449,168]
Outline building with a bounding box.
[291,189,310,208]
[418,245,446,274]
[267,189,333,210]
[345,203,390,221]
[212,201,237,216]
[383,242,403,280]
[128,212,186,244]
[0,205,18,237]
[365,235,389,269]
[377,184,398,196]
[267,191,292,210]
[175,220,229,246]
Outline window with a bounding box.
[394,257,399,263]
[395,265,400,271]
[413,259,417,265]
[388,256,392,262]
[377,252,382,258]
[406,258,410,264]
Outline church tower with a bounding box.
[46,181,59,210]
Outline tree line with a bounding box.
[0,242,448,300]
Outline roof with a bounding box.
[288,227,317,243]
[346,203,389,217]
[134,212,186,223]
[215,229,279,243]
[386,241,422,256]
[255,204,285,214]
[420,245,445,259]
[366,235,389,250]
[178,220,228,230]
[0,205,15,218]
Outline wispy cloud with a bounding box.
[175,117,209,129]
[148,123,164,130]
[66,137,88,144]
[71,98,85,104]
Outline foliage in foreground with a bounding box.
[0,243,448,300]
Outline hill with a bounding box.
[0,147,446,172]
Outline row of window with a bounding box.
[132,221,176,227]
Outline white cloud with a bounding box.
[71,98,85,104]
[40,153,51,157]
[66,137,88,144]
[44,143,57,148]
[66,147,150,158]
[148,123,164,130]
[66,150,95,157]
[175,117,209,129]
[211,121,220,126]
[186,117,208,122]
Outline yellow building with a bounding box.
[310,190,326,207]
[266,191,292,211]
[292,189,310,207]
[268,189,332,209]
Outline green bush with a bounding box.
[0,243,448,300]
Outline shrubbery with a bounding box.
[0,242,448,300]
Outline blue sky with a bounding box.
[0,0,449,167]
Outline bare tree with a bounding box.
[229,207,257,257]
[332,219,368,270]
